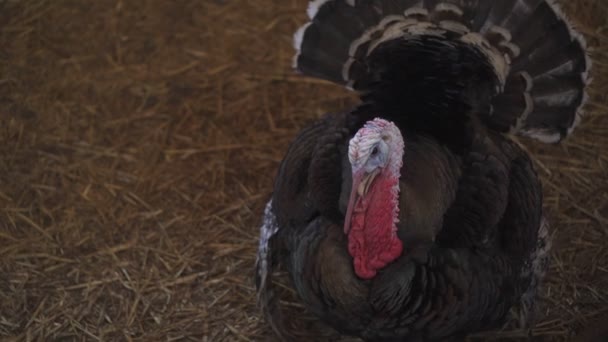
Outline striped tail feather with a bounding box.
[293,0,591,143]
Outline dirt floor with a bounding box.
[0,0,606,341]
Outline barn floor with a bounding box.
[0,0,607,341]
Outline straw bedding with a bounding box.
[0,0,606,341]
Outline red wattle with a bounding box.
[347,176,403,279]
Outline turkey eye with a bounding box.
[371,147,378,156]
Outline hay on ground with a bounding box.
[0,0,606,341]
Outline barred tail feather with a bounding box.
[293,0,591,143]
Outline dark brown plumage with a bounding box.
[256,1,591,341]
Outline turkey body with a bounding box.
[256,1,590,341]
[269,109,544,341]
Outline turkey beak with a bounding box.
[344,169,378,234]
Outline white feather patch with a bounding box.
[377,15,409,31]
[488,25,512,42]
[307,0,332,20]
[292,22,312,69]
[520,129,562,144]
[342,57,355,82]
[291,53,300,70]
[293,22,312,52]
[367,21,445,56]
[348,16,406,58]
[534,88,582,107]
[438,20,470,35]
[404,22,446,36]
[499,41,521,59]
[403,7,428,18]
[343,18,419,81]
[520,216,551,285]
[510,92,534,134]
[519,71,533,92]
[256,199,279,298]
[534,217,552,274]
[435,3,464,17]
[567,109,583,136]
[348,32,374,58]
[535,61,579,82]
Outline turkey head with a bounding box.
[344,118,404,279]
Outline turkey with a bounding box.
[256,0,591,341]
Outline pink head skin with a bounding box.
[344,118,404,279]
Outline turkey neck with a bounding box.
[346,133,404,280]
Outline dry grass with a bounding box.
[0,0,606,341]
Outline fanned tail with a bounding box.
[293,0,591,143]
